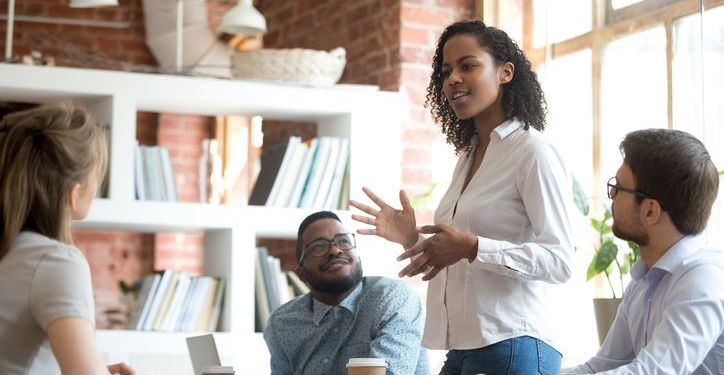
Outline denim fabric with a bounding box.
[438,336,561,375]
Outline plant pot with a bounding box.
[593,298,622,345]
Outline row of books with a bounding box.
[127,270,225,333]
[134,144,178,202]
[255,247,310,332]
[249,136,350,210]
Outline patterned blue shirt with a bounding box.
[263,276,429,375]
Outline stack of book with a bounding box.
[134,143,178,202]
[127,270,225,332]
[248,136,350,210]
[255,247,310,331]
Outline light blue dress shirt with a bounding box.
[564,235,724,374]
[263,276,429,375]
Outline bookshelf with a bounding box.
[0,63,403,374]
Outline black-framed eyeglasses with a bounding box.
[607,177,649,200]
[299,233,356,264]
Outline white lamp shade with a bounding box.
[69,0,118,7]
[219,0,267,35]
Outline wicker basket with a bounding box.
[231,47,346,85]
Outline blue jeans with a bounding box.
[438,336,562,375]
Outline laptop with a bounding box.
[186,334,222,375]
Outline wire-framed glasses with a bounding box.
[607,177,649,200]
[299,233,356,263]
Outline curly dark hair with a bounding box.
[425,20,547,154]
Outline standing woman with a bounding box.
[350,20,573,375]
[0,103,134,375]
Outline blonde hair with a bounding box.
[0,102,107,259]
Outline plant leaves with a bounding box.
[628,242,640,259]
[572,176,590,216]
[587,240,618,280]
[621,251,637,274]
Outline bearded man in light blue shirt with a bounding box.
[564,129,722,374]
[263,211,429,375]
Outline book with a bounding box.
[175,277,200,331]
[206,278,225,332]
[257,247,280,311]
[160,272,191,331]
[142,269,175,331]
[194,278,219,332]
[270,141,309,207]
[128,273,160,330]
[180,276,213,332]
[323,138,350,210]
[337,159,351,210]
[134,143,146,200]
[286,271,310,296]
[159,147,178,202]
[152,270,180,331]
[288,138,319,208]
[311,137,341,209]
[265,136,301,206]
[198,139,210,203]
[298,137,332,209]
[248,138,293,206]
[270,257,291,305]
[255,249,270,331]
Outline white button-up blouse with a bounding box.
[421,118,574,351]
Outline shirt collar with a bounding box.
[630,235,704,280]
[652,235,704,272]
[491,118,522,141]
[466,118,522,158]
[311,280,364,326]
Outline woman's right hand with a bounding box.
[349,187,418,248]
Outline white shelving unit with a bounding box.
[0,63,403,374]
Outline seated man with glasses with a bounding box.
[263,211,429,375]
[563,129,723,374]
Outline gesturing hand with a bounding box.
[108,362,136,375]
[349,187,418,248]
[397,224,478,281]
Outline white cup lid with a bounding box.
[346,358,388,368]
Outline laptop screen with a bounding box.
[186,334,222,375]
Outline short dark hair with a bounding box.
[620,129,719,235]
[296,211,342,264]
[425,19,547,155]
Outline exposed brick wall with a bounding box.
[153,113,212,278]
[72,229,154,329]
[157,113,214,203]
[0,0,155,68]
[259,0,401,91]
[154,232,204,275]
[399,0,474,225]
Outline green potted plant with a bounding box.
[573,178,640,344]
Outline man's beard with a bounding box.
[612,208,649,246]
[306,259,363,294]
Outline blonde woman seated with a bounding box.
[0,103,135,375]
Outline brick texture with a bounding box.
[0,0,155,68]
[4,0,475,335]
[259,0,401,91]
[72,229,154,329]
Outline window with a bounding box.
[491,0,724,365]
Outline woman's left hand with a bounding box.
[108,362,136,375]
[397,224,478,281]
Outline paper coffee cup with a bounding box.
[346,358,388,375]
